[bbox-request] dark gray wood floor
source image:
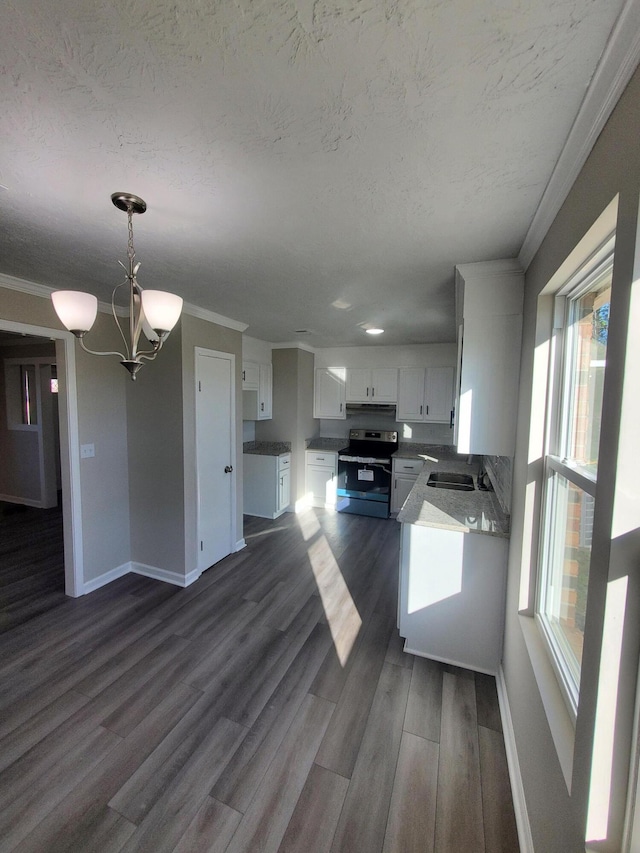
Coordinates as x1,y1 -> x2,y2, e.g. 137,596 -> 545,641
0,506 -> 519,852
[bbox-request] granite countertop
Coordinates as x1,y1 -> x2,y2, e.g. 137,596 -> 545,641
243,441 -> 291,457
397,455 -> 510,538
306,438 -> 347,452
393,443 -> 455,460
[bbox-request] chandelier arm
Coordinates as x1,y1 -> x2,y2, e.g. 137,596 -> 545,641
136,351 -> 161,363
135,343 -> 162,359
111,280 -> 132,360
77,337 -> 127,361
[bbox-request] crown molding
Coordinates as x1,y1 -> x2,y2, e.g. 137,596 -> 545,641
182,302 -> 248,332
0,273 -> 248,331
0,272 -> 122,315
271,341 -> 316,353
519,0 -> 640,270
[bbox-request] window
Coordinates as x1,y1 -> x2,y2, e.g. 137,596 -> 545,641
537,243 -> 613,715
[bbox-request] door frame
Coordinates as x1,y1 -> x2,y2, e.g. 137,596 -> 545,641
194,347 -> 237,573
0,318 -> 83,597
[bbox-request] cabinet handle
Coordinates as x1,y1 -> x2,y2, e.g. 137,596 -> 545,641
426,405 -> 429,415
366,387 -> 369,397
372,387 -> 375,397
340,403 -> 343,412
450,408 -> 454,428
420,405 -> 423,415
242,370 -> 245,381
261,402 -> 264,411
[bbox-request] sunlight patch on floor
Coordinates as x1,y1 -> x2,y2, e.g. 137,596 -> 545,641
307,534 -> 361,667
296,508 -> 321,541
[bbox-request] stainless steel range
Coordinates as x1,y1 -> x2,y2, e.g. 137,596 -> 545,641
336,429 -> 398,518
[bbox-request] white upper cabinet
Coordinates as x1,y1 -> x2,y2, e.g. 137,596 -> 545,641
424,367 -> 454,423
345,368 -> 397,403
455,260 -> 524,456
242,361 -> 260,391
314,367 -> 346,419
397,367 -> 454,423
243,362 -> 272,420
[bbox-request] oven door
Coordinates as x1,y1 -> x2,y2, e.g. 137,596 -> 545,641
336,456 -> 392,517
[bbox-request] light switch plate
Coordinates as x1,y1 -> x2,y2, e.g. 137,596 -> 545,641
80,443 -> 95,458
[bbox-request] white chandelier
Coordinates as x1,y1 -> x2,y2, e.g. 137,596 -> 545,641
51,192 -> 183,380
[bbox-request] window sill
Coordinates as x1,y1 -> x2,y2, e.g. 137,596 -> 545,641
519,613 -> 576,792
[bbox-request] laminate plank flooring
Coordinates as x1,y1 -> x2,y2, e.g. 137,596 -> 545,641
0,507 -> 519,852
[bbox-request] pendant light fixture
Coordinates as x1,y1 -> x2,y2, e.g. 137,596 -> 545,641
51,192 -> 183,380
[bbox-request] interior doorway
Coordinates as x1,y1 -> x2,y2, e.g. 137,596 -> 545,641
0,318 -> 83,597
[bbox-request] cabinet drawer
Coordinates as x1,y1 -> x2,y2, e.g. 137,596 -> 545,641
393,458 -> 424,474
279,454 -> 291,470
306,451 -> 337,468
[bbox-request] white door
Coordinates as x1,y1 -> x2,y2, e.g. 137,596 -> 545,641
195,350 -> 235,572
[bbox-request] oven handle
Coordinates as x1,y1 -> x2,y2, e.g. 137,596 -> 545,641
338,455 -> 392,464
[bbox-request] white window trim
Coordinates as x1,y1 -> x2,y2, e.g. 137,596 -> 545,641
535,241 -> 614,722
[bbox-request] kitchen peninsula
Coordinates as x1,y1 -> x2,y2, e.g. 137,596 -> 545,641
397,452 -> 510,674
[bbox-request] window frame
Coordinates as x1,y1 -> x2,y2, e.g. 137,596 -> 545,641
535,237 -> 614,720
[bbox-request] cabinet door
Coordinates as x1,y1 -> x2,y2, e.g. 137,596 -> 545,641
242,361 -> 260,390
314,368 -> 346,418
391,474 -> 417,513
397,368 -> 426,421
345,368 -> 371,402
457,313 -> 522,455
278,468 -> 290,512
258,363 -> 272,419
371,368 -> 397,402
424,367 -> 454,423
307,463 -> 336,507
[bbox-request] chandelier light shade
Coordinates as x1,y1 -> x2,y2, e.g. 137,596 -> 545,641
51,192 -> 183,380
51,290 -> 98,334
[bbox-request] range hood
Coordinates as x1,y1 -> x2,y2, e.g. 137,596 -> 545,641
345,403 -> 397,417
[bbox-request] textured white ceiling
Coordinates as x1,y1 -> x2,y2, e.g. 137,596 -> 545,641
0,0 -> 626,346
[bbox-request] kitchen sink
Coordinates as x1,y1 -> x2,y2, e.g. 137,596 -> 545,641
426,472 -> 475,491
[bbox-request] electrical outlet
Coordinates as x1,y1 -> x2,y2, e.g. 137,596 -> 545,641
80,443 -> 95,458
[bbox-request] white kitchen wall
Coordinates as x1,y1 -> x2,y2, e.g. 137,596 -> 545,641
314,342 -> 456,369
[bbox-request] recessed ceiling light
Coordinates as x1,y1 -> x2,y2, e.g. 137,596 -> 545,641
365,328 -> 384,335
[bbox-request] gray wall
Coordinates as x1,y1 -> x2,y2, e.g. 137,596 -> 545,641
126,323 -> 185,575
504,67 -> 640,850
256,347 -> 319,507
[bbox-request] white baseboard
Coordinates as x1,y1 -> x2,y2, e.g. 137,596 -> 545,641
82,560 -> 201,595
402,644 -> 498,677
130,561 -> 200,588
0,493 -> 45,508
235,538 -> 246,551
82,562 -> 131,594
496,665 -> 535,853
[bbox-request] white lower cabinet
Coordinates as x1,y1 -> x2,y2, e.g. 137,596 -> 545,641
391,457 -> 423,513
305,451 -> 337,508
243,453 -> 291,519
398,522 -> 508,673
